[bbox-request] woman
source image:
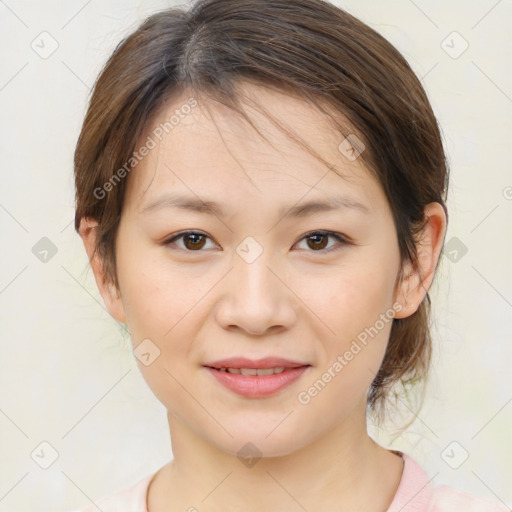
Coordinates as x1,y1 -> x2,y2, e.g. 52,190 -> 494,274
71,0 -> 507,510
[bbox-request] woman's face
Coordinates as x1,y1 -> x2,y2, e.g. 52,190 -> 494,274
110,83 -> 408,457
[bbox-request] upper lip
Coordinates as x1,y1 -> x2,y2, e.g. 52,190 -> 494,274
203,357 -> 309,369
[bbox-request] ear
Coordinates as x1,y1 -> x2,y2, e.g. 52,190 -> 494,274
78,217 -> 127,324
393,202 -> 447,319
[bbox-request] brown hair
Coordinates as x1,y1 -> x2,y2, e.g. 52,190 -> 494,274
74,0 -> 449,416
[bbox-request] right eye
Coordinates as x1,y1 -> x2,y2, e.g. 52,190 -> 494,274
163,230 -> 218,252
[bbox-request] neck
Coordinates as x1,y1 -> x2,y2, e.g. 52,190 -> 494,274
148,402 -> 404,512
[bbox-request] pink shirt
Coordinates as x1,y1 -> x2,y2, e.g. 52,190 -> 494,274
70,453 -> 508,511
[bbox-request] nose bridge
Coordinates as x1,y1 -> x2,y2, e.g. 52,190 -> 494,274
233,234 -> 279,302
215,234 -> 296,335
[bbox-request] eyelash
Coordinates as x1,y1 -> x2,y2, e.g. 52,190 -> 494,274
162,230 -> 351,255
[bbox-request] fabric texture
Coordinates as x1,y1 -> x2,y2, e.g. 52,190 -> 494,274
69,453 -> 509,512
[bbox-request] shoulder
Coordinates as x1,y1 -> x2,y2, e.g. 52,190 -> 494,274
429,485 -> 510,512
67,473 -> 154,512
387,453 -> 509,512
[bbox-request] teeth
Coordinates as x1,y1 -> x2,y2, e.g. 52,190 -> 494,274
220,367 -> 286,375
256,368 -> 274,376
240,368 -> 258,376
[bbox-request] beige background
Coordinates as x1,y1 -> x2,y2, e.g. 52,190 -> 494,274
0,0 -> 511,510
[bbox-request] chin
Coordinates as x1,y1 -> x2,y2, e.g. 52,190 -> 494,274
206,415 -> 316,460
216,436 -> 306,461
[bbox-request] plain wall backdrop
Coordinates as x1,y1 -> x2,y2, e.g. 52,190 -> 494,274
0,0 -> 511,510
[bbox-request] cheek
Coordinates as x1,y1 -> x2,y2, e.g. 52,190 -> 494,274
116,241 -> 206,339
297,258 -> 398,391
295,269 -> 395,417
116,246 -> 221,389
305,260 -> 397,339
116,257 -> 206,411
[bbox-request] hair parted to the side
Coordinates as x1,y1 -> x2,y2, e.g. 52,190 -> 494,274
73,0 -> 449,419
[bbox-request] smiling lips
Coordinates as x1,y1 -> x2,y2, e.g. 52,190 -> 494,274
203,357 -> 310,398
218,367 -> 285,375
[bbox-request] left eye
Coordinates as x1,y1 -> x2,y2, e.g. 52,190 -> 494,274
163,230 -> 349,253
294,231 -> 349,253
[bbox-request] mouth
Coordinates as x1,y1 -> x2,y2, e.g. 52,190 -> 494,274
203,357 -> 311,398
213,367 -> 288,375
203,356 -> 308,371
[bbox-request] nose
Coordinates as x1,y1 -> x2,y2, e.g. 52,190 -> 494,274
215,247 -> 298,336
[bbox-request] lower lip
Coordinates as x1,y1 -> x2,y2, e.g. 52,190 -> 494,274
205,366 -> 310,398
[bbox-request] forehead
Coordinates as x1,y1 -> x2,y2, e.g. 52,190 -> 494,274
123,82 -> 386,216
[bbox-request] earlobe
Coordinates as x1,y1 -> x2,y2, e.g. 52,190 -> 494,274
393,202 -> 447,319
78,217 -> 127,324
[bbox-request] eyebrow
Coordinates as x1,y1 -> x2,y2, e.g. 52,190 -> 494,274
140,193 -> 372,218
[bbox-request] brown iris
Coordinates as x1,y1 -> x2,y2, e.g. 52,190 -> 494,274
183,233 -> 207,250
306,233 -> 328,251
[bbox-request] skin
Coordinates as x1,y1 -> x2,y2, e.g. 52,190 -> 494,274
80,82 -> 446,512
